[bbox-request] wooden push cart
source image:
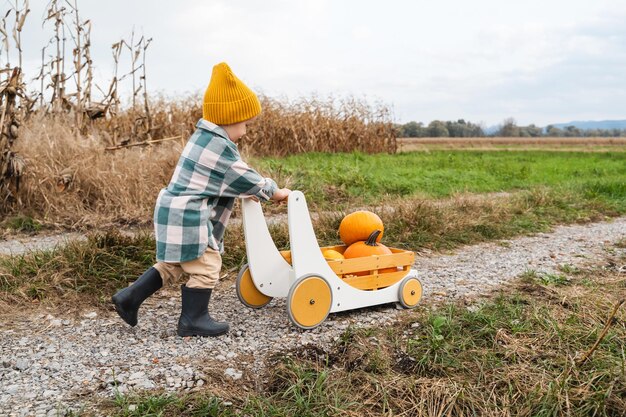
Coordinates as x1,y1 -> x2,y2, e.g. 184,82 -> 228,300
236,191 -> 423,329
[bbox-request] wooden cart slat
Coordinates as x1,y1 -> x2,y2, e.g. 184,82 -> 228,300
280,245 -> 415,291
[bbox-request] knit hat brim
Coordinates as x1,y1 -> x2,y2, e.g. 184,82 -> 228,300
202,93 -> 261,125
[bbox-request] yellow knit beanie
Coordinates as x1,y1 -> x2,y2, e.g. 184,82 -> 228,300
202,62 -> 261,125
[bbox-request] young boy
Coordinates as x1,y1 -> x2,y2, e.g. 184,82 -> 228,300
112,62 -> 291,337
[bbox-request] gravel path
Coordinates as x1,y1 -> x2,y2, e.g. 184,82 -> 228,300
0,233 -> 86,256
0,217 -> 624,416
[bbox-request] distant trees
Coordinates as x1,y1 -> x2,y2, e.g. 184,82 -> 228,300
495,118 -> 626,137
397,118 -> 626,137
545,125 -> 562,137
496,118 -> 542,137
523,124 -> 543,137
445,119 -> 484,137
401,121 -> 424,138
497,118 -> 520,137
428,121 -> 449,137
397,119 -> 484,137
544,125 -> 624,137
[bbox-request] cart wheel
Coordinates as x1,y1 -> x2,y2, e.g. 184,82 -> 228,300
287,275 -> 332,329
398,276 -> 423,309
236,264 -> 272,309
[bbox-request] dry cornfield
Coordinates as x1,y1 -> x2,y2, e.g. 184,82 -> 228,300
2,93 -> 395,225
242,96 -> 396,156
96,94 -> 397,156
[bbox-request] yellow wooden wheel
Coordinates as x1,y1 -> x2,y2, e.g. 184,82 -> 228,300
287,275 -> 332,329
236,264 -> 272,309
398,276 -> 423,308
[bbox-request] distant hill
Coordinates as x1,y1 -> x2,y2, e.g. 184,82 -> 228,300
549,120 -> 626,130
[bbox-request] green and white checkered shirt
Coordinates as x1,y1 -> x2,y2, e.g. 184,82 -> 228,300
154,119 -> 277,262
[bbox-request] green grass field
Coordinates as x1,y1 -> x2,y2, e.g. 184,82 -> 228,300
256,151 -> 626,208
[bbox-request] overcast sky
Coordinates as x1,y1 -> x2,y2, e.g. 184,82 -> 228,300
7,0 -> 626,126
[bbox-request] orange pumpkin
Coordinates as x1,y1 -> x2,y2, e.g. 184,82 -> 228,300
344,230 -> 391,258
339,211 -> 384,246
344,230 -> 396,275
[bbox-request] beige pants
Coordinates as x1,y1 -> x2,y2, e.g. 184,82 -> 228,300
153,246 -> 222,289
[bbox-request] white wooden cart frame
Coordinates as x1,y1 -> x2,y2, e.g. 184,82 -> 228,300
236,191 -> 423,329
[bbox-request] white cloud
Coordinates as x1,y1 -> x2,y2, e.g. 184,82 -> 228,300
7,0 -> 626,125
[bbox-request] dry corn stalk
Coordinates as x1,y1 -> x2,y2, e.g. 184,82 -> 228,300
44,0 -> 67,113
9,1 -> 30,70
69,0 -> 83,131
1,67 -> 26,205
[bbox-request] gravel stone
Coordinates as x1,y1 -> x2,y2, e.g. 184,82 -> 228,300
1,217 -> 624,414
47,362 -> 61,371
129,371 -> 146,380
15,359 -> 30,371
224,368 -> 243,380
5,385 -> 19,395
43,390 -> 58,398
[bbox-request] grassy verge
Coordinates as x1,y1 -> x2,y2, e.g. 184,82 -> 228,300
105,247 -> 626,416
0,232 -> 155,305
110,393 -> 227,417
2,183 -> 624,305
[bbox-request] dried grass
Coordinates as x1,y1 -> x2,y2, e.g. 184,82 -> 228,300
3,94 -> 394,224
10,113 -> 180,226
398,137 -> 626,153
400,137 -> 626,145
257,253 -> 626,416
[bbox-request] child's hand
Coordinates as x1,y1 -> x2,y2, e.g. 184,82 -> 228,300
271,188 -> 292,203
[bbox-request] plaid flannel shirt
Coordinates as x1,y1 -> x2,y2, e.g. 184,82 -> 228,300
154,119 -> 277,262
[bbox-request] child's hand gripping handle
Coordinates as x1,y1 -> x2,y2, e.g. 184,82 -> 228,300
271,188 -> 292,204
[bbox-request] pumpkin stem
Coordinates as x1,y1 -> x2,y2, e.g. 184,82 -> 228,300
365,230 -> 381,246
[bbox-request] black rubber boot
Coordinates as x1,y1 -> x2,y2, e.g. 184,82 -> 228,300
111,267 -> 163,327
177,285 -> 229,337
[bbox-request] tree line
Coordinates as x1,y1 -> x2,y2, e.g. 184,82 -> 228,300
396,117 -> 626,138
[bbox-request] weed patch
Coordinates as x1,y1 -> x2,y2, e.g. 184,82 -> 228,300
2,215 -> 42,234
